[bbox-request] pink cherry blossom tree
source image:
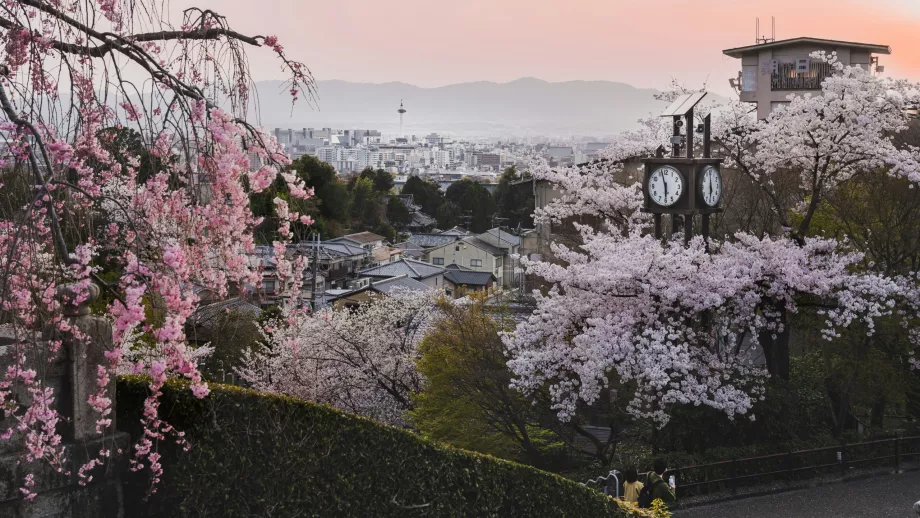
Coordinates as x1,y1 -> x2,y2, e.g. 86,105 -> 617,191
0,0 -> 312,498
510,55 -> 920,426
238,288 -> 439,426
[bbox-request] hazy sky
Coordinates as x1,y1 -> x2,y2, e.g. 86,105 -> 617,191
186,0 -> 920,95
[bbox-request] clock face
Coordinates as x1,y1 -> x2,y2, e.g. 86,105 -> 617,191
648,166 -> 683,207
701,166 -> 722,207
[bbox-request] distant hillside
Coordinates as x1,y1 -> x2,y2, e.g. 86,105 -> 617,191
248,78 -> 698,138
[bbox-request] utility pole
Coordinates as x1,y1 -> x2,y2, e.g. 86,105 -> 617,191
462,210 -> 473,231
310,232 -> 319,312
492,215 -> 509,290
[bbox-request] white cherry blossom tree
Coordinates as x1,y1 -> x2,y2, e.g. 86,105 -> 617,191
238,289 -> 439,426
509,54 -> 920,426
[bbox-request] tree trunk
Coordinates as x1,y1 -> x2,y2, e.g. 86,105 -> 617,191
759,303 -> 791,381
870,398 -> 886,429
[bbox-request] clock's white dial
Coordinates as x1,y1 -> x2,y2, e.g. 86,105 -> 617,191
649,166 -> 683,207
701,166 -> 722,207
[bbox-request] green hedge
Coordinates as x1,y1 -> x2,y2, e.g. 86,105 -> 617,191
117,377 -> 657,517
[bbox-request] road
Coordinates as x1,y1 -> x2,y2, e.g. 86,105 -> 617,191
676,470 -> 920,518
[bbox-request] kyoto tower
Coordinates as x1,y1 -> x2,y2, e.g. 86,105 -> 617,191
397,100 -> 407,138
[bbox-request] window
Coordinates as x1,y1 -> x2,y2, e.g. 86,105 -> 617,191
455,245 -> 461,251
433,257 -> 444,265
742,65 -> 757,92
261,280 -> 275,292
470,259 -> 482,268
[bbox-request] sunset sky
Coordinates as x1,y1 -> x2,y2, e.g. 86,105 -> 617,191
190,0 -> 920,95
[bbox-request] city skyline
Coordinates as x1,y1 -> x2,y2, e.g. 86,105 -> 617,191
187,0 -> 920,95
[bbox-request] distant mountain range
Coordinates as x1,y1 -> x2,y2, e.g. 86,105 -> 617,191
247,78 -> 713,138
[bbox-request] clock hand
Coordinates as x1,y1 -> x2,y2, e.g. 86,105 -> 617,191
663,177 -> 668,201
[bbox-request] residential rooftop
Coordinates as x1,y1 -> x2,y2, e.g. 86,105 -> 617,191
358,258 -> 445,280
722,37 -> 890,58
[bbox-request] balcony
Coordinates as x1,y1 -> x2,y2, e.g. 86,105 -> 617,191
771,61 -> 833,91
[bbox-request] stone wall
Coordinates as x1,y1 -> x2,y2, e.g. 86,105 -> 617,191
0,284 -> 127,518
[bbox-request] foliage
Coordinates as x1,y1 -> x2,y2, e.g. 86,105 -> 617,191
116,376 -> 658,518
190,309 -> 263,384
652,355 -> 834,455
0,1 -> 312,498
493,166 -> 535,229
386,195 -> 413,230
238,289 -> 438,426
412,296 -> 565,467
349,176 -> 380,229
437,200 -> 463,230
401,175 -> 445,216
445,178 -> 498,232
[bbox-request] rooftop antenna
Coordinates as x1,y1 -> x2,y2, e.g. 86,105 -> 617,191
756,17 -> 759,44
756,17 -> 776,45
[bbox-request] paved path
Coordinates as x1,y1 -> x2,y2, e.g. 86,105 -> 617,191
676,470 -> 920,518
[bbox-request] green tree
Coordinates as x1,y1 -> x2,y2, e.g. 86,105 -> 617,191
493,166 -> 535,229
374,169 -> 395,193
401,175 -> 444,215
445,179 -> 497,232
350,176 -> 381,229
436,201 -> 461,230
413,296 -> 629,470
386,196 -> 412,230
412,297 -> 562,467
292,155 -> 351,223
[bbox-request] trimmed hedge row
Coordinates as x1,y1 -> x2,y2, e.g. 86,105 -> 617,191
117,377 -> 656,517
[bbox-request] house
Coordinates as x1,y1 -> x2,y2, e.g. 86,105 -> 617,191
328,274 -> 431,310
442,264 -> 496,299
407,211 -> 437,233
247,245 -> 281,305
393,240 -> 426,260
477,227 -> 523,287
423,236 -> 507,287
329,231 -> 386,250
396,194 -> 438,233
723,37 -> 891,119
370,245 -> 403,267
289,241 -> 370,290
357,258 -> 447,291
406,233 -> 464,250
441,226 -> 472,236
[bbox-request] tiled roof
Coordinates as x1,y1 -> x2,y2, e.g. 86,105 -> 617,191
483,228 -> 521,247
444,269 -> 495,287
396,194 -> 421,212
327,274 -> 430,303
341,231 -> 385,243
441,226 -> 472,236
409,212 -> 437,227
370,275 -> 431,296
407,233 -> 463,248
462,236 -> 505,256
394,241 -> 424,251
358,258 -> 445,280
393,241 -> 426,259
290,241 -> 368,260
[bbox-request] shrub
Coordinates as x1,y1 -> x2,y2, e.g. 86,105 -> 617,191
117,376 -> 660,518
